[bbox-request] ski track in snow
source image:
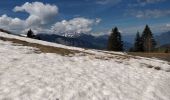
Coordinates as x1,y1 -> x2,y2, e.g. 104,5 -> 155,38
0,32 -> 170,100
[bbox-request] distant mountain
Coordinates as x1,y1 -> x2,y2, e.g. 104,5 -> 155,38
160,44 -> 170,49
122,35 -> 135,44
156,31 -> 170,45
36,33 -> 133,51
122,31 -> 170,48
37,33 -> 106,49
36,34 -> 94,49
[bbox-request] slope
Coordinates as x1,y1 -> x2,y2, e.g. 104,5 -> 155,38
0,32 -> 170,100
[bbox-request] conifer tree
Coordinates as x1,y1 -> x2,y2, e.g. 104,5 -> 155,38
27,29 -> 35,38
107,27 -> 123,51
141,25 -> 156,52
134,31 -> 143,52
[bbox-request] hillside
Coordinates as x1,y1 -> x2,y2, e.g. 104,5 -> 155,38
36,33 -> 132,51
0,32 -> 170,100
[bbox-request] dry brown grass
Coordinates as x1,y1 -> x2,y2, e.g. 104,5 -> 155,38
0,36 -> 81,55
2,33 -> 169,62
128,52 -> 170,62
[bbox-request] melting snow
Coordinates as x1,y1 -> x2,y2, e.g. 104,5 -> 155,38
0,32 -> 170,100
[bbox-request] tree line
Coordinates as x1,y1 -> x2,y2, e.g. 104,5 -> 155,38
107,25 -> 157,52
26,25 -> 158,53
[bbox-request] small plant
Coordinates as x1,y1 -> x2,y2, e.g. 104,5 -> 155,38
154,66 -> 161,70
27,29 -> 35,38
147,65 -> 154,68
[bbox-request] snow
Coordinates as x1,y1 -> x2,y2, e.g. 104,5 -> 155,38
0,32 -> 170,100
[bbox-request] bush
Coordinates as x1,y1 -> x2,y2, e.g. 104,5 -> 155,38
154,67 -> 161,70
27,29 -> 35,38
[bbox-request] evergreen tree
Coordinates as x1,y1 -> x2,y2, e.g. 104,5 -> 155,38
141,25 -> 156,52
27,29 -> 35,38
107,27 -> 123,51
134,31 -> 143,52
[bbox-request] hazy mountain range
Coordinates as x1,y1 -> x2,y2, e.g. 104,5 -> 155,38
155,31 -> 170,45
1,28 -> 169,51
36,33 -> 133,51
35,31 -> 170,51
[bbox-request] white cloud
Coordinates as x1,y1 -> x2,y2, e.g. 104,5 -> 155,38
14,2 -> 58,25
0,2 -> 100,35
0,2 -> 59,34
25,15 -> 41,27
0,14 -> 25,31
0,14 -> 48,34
120,23 -> 170,35
128,0 -> 166,7
95,18 -> 101,24
95,0 -> 121,5
129,9 -> 170,18
138,0 -> 165,4
166,24 -> 170,27
151,23 -> 170,33
51,17 -> 100,34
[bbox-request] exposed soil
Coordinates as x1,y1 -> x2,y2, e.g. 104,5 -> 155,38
128,52 -> 170,62
0,36 -> 81,56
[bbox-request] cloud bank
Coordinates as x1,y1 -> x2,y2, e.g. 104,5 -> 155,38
0,15 -> 25,31
95,0 -> 121,5
128,0 -> 166,7
129,9 -> 170,18
51,18 -> 100,34
0,2 -> 100,34
138,0 -> 166,4
13,2 -> 58,25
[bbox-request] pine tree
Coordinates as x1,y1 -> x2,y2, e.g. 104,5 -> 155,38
107,27 -> 123,51
27,29 -> 35,38
141,25 -> 156,52
134,31 -> 143,52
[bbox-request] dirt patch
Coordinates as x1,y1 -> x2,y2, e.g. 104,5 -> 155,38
0,36 -> 81,56
154,66 -> 161,70
128,52 -> 170,62
147,65 -> 154,68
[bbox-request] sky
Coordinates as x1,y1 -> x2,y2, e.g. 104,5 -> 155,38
0,0 -> 170,36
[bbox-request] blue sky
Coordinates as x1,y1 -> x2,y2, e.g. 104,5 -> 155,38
0,0 -> 170,35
